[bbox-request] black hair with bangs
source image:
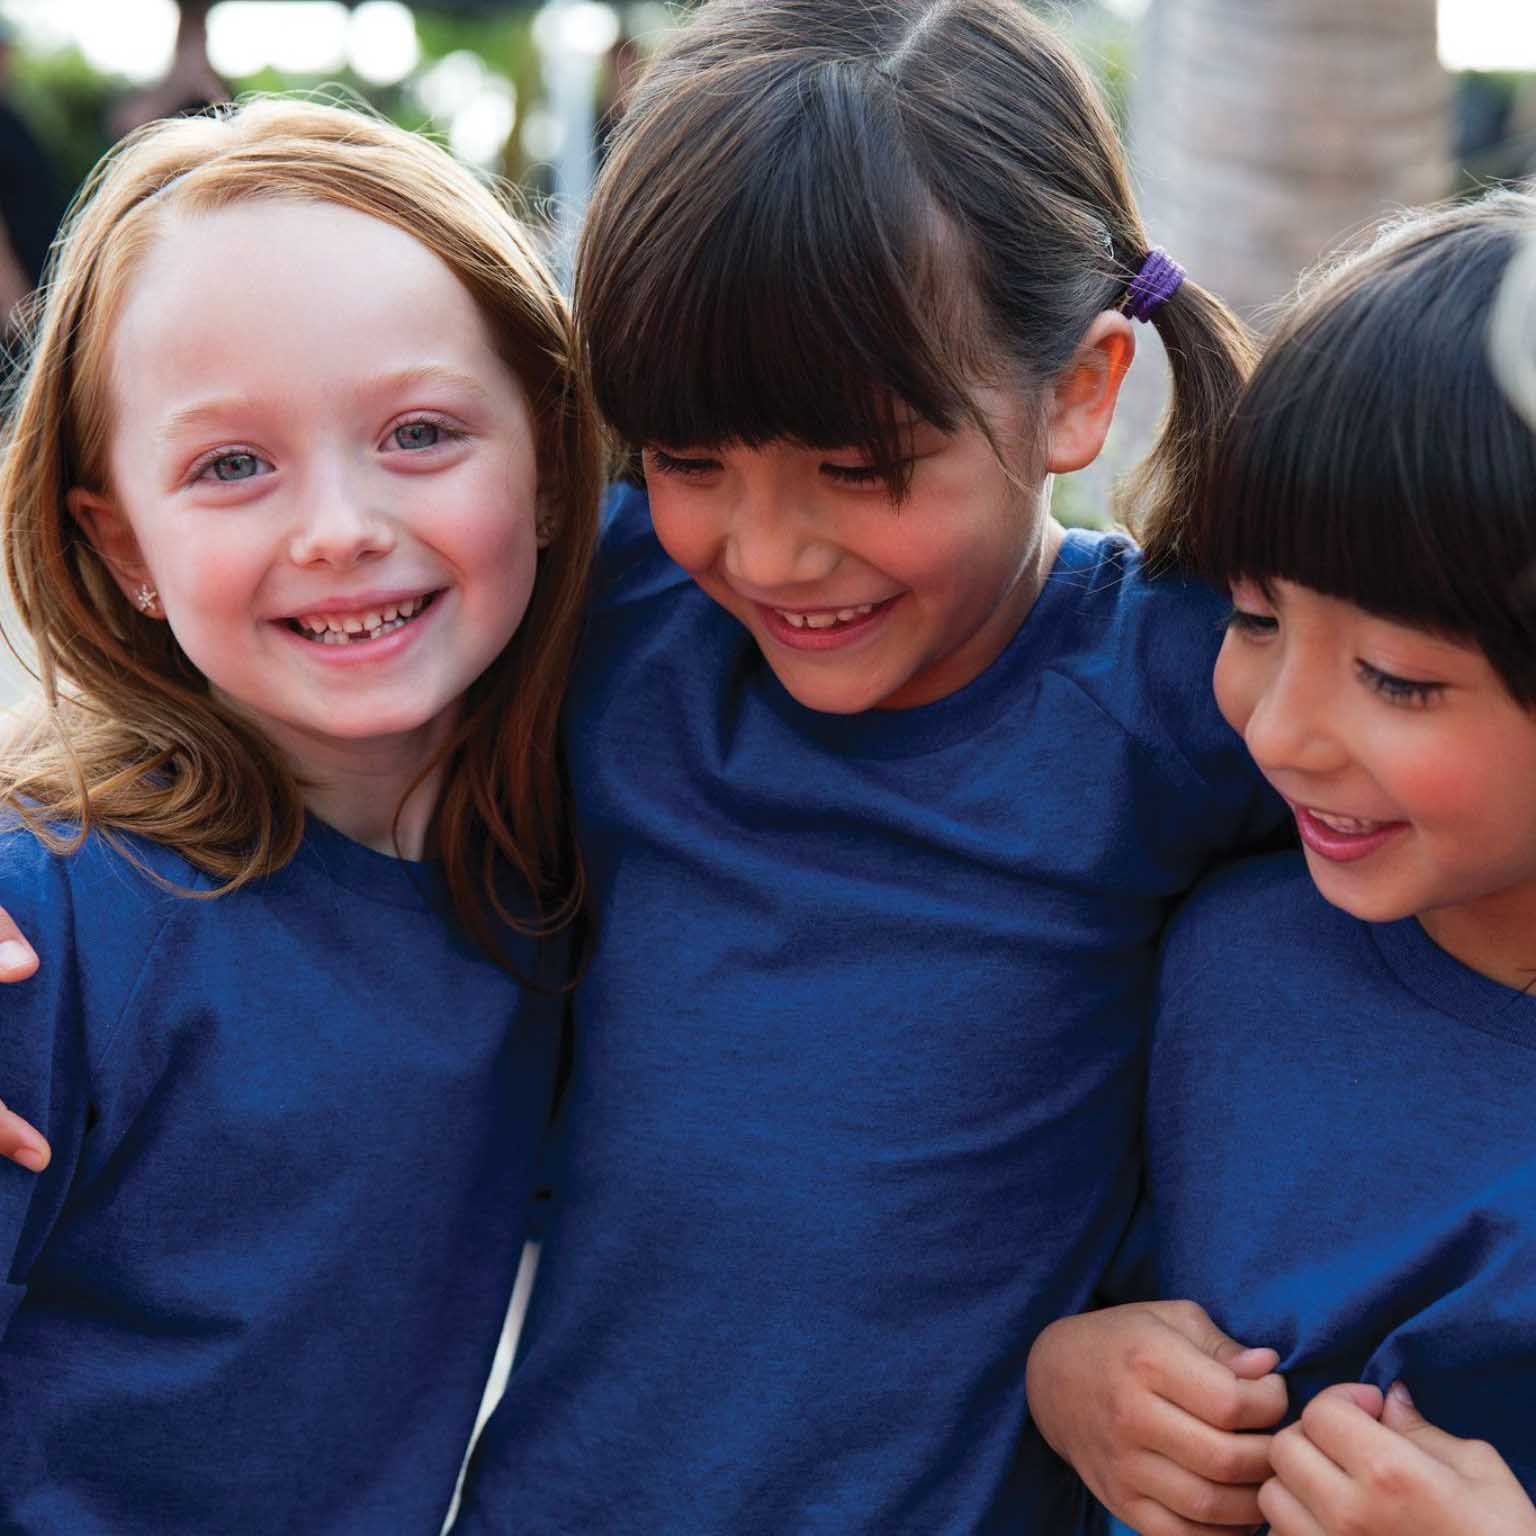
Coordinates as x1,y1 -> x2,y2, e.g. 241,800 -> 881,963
1191,191 -> 1536,704
575,0 -> 1256,536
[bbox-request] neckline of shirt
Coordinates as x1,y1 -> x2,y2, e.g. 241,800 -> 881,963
753,527 -> 1123,760
290,811 -> 447,913
1368,912 -> 1536,1049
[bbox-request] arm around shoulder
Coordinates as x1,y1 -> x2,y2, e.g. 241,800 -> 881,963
0,829 -> 94,1177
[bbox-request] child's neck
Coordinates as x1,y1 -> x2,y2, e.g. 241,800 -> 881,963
217,691 -> 456,861
1418,894 -> 1536,996
301,757 -> 447,861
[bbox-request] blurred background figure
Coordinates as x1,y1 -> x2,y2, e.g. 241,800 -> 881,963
109,0 -> 230,137
0,15 -> 64,339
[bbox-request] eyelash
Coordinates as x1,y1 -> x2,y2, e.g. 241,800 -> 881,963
1225,606 -> 1276,636
645,448 -> 715,480
1355,661 -> 1444,707
1226,608 -> 1445,706
822,463 -> 887,486
645,448 -> 895,486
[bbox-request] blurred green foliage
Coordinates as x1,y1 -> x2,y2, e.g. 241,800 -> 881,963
6,7 -> 540,209
10,45 -> 116,200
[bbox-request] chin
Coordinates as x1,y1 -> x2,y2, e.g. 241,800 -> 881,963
1306,865 -> 1416,926
768,670 -> 882,715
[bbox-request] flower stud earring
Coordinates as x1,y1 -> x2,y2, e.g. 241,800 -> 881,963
135,583 -> 159,614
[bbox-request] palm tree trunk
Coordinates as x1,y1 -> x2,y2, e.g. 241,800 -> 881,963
1072,0 -> 1453,526
1131,0 -> 1451,322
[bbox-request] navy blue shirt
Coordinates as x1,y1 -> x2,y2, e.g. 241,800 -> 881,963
455,487 -> 1280,1534
1139,853 -> 1536,1492
0,816 -> 560,1533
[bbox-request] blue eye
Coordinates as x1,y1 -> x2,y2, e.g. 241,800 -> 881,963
199,451 -> 269,483
394,422 -> 441,450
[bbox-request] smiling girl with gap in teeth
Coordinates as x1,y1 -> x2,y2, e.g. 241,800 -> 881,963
0,99 -> 598,1531
1027,193 -> 1536,1536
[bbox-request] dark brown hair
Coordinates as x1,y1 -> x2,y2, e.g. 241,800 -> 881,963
1188,190 -> 1536,703
0,99 -> 602,972
576,0 -> 1254,558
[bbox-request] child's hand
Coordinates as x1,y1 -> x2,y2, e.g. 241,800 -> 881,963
0,1100 -> 48,1171
0,905 -> 50,1171
1261,1380 -> 1536,1536
1025,1300 -> 1285,1535
0,906 -> 38,983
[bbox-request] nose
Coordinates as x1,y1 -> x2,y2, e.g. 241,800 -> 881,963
1239,654 -> 1350,779
287,464 -> 396,570
722,486 -> 838,592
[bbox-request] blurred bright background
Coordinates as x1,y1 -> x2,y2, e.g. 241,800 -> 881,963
1,1 -> 1532,267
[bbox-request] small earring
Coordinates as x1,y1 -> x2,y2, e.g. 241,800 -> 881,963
135,583 -> 159,613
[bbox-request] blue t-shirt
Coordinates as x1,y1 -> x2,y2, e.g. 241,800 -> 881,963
0,815 -> 560,1533
1132,852 -> 1536,1497
454,485 -> 1280,1534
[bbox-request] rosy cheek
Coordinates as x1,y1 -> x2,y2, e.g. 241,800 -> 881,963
647,498 -> 711,576
171,552 -> 247,607
1385,751 -> 1491,826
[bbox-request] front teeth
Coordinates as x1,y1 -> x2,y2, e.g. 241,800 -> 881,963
776,603 -> 876,630
1311,808 -> 1382,834
294,593 -> 429,644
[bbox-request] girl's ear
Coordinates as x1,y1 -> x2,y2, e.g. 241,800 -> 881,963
66,488 -> 162,616
1044,311 -> 1135,474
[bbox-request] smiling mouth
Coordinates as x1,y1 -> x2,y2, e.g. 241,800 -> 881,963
286,592 -> 439,645
1305,806 -> 1393,835
771,599 -> 891,631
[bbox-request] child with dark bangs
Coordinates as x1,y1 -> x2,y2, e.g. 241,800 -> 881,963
1027,192 -> 1536,1536
444,3 -> 1291,1532
0,3 -> 1294,1531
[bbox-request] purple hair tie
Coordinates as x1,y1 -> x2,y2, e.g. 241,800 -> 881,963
1123,248 -> 1186,322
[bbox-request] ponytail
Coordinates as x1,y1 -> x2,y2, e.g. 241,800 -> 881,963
1122,277 -> 1259,574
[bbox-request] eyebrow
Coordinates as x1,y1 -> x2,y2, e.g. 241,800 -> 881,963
154,366 -> 497,443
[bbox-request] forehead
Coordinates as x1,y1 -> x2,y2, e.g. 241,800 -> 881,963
108,199 -> 506,410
